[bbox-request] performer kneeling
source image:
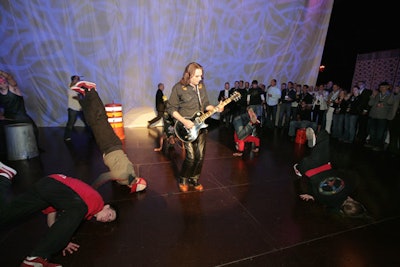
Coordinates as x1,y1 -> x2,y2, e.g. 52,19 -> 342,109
232,107 -> 260,157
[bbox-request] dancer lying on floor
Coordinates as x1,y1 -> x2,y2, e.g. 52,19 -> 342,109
71,81 -> 146,193
293,128 -> 366,217
0,164 -> 117,267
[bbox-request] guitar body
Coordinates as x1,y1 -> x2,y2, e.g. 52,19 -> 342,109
174,112 -> 208,143
173,91 -> 241,143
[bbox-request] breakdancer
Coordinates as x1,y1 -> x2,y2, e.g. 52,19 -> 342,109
71,81 -> 146,193
293,128 -> 366,217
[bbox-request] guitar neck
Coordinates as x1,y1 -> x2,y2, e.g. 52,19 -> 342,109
197,97 -> 234,123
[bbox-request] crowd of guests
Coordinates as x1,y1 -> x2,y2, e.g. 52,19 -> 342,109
218,79 -> 400,157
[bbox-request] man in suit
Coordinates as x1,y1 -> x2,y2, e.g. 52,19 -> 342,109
148,83 -> 166,128
218,82 -> 232,127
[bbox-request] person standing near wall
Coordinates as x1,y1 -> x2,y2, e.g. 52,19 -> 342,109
64,75 -> 90,141
148,83 -> 166,128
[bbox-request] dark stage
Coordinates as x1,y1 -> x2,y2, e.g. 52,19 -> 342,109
1,122 -> 399,267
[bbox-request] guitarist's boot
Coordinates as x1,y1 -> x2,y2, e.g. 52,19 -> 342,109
189,177 -> 204,192
178,177 -> 189,192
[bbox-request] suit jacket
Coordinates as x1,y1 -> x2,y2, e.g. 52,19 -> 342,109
155,89 -> 165,112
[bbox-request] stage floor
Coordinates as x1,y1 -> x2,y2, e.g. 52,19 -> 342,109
1,122 -> 399,267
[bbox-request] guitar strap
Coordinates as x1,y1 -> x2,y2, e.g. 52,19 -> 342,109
195,85 -> 203,111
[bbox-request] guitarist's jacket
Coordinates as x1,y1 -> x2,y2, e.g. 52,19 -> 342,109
167,82 -> 210,118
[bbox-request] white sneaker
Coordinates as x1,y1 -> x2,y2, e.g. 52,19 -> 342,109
0,161 -> 17,180
306,128 -> 316,148
293,163 -> 302,177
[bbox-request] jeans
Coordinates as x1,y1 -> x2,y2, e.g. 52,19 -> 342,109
343,114 -> 358,143
265,104 -> 277,128
64,108 -> 90,139
278,103 -> 292,127
368,118 -> 388,147
332,113 -> 345,139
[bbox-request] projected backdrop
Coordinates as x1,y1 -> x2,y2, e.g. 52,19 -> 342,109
0,0 -> 333,126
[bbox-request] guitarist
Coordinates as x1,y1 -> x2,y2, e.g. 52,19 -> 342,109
167,62 -> 224,192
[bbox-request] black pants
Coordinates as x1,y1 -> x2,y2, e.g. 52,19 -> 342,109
79,90 -> 122,154
387,113 -> 400,155
180,129 -> 207,183
148,110 -> 164,125
0,176 -> 87,259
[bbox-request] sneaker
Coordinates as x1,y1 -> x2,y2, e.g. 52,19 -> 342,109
75,80 -> 96,89
129,177 -> 147,193
305,127 -> 316,148
247,108 -> 258,125
70,86 -> 86,95
20,256 -> 62,267
0,161 -> 17,180
233,152 -> 243,157
293,163 -> 302,177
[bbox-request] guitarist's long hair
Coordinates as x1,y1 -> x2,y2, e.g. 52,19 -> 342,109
180,62 -> 203,86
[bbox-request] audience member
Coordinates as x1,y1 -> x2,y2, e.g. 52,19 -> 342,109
331,89 -> 347,140
325,83 -> 341,133
312,84 -> 328,132
387,83 -> 400,156
265,78 -> 281,128
343,85 -> 361,143
291,84 -> 302,123
218,82 -> 233,127
355,81 -> 372,145
365,82 -> 394,151
247,80 -> 265,122
278,81 -> 296,128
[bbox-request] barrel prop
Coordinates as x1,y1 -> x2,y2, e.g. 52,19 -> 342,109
105,103 -> 125,140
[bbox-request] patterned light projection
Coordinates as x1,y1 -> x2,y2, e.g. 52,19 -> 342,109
0,0 -> 333,126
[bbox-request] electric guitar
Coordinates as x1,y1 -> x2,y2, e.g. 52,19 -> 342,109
174,91 -> 241,143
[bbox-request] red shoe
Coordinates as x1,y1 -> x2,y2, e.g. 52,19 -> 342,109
75,80 -> 96,89
130,177 -> 147,193
71,86 -> 86,95
20,256 -> 62,267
